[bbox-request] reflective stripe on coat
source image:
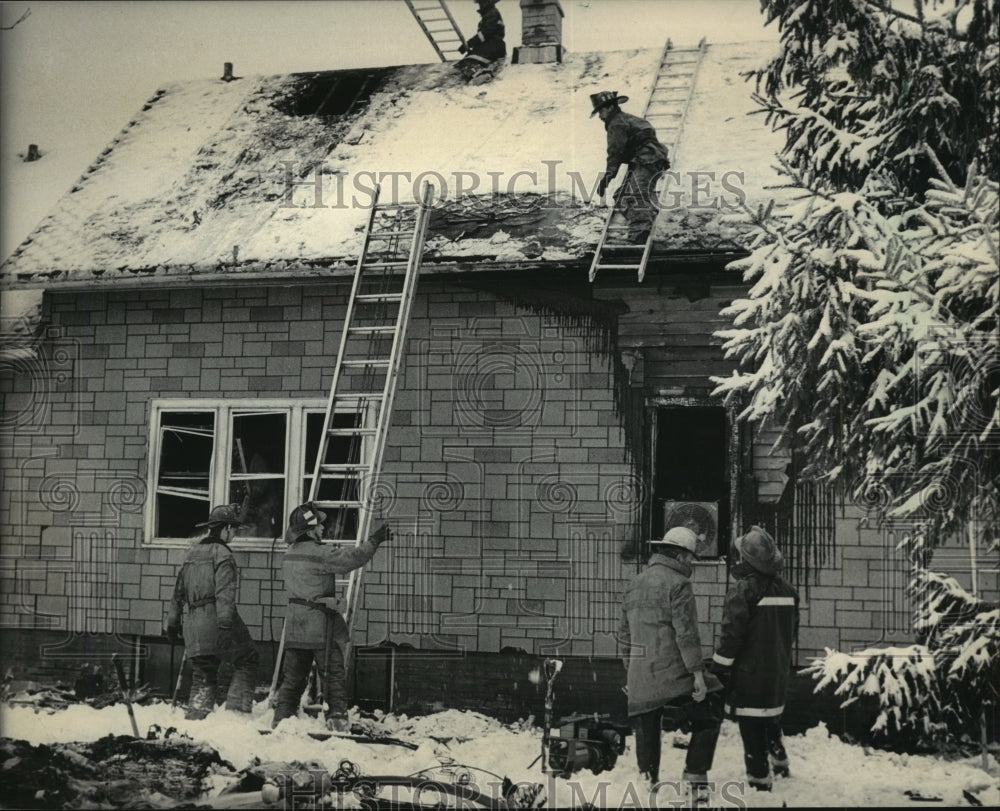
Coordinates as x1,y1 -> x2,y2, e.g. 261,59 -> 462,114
713,566 -> 799,717
282,537 -> 378,650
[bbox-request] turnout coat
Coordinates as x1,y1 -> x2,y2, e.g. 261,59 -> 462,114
467,5 -> 506,61
603,108 -> 670,179
618,553 -> 710,715
283,536 -> 378,650
167,538 -> 254,659
713,563 -> 799,717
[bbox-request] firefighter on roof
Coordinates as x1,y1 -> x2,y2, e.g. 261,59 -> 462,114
166,504 -> 260,720
457,0 -> 506,84
591,90 -> 671,245
271,502 -> 392,732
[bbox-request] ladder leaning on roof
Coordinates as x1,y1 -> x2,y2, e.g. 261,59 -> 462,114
403,0 -> 467,62
588,38 -> 708,284
267,182 -> 434,705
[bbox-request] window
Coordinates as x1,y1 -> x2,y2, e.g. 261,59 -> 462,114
146,400 -> 365,547
649,403 -> 737,560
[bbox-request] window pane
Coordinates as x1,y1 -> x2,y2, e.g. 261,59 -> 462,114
231,412 -> 287,539
230,479 -> 285,540
156,411 -> 215,538
232,413 -> 287,475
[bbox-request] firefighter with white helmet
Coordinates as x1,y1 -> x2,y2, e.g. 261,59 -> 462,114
618,525 -> 723,796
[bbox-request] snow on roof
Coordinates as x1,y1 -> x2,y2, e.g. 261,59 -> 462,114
0,41 -> 785,290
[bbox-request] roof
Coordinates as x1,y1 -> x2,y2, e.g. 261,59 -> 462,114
0,41 -> 785,290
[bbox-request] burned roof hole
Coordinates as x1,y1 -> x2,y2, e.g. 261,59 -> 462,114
276,68 -> 392,118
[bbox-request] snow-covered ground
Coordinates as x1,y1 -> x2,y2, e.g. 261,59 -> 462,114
1,700 -> 996,808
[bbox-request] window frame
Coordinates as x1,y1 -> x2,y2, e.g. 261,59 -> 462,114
145,398 -> 333,549
646,396 -> 741,564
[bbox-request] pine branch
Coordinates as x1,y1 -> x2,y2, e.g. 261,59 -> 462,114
858,0 -> 974,41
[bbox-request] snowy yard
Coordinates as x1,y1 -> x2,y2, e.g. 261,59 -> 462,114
1,698 -> 997,808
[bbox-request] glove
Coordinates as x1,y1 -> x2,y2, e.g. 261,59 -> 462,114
216,625 -> 233,654
597,175 -> 609,197
165,624 -> 182,645
370,521 -> 392,547
458,42 -> 468,54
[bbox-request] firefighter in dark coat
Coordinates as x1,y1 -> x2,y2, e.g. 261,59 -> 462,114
711,526 -> 800,791
166,504 -> 260,720
619,527 -> 724,793
271,503 -> 392,731
591,90 -> 671,245
457,0 -> 506,83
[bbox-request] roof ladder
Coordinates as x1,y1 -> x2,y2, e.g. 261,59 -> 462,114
268,182 -> 434,705
403,0 -> 467,62
588,38 -> 708,284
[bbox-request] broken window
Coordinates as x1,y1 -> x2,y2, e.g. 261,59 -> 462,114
154,411 -> 216,539
230,412 -> 287,541
651,405 -> 733,559
147,401 -> 368,546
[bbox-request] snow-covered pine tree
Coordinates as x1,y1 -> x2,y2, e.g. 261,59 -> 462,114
713,0 -> 999,746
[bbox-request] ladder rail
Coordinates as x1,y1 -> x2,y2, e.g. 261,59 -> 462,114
589,38 -> 708,284
307,184 -> 383,500
341,181 -> 433,634
403,0 -> 466,62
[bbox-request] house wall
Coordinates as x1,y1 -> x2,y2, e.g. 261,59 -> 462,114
3,277 -> 980,693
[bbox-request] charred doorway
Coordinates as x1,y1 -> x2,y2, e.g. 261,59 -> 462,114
650,404 -> 733,560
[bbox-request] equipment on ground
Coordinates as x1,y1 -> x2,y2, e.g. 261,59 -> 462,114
111,654 -> 140,738
537,657 -> 631,780
545,714 -> 631,779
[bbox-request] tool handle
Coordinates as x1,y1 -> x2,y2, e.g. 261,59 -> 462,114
112,654 -> 140,738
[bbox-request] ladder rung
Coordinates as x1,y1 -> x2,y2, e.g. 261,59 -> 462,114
341,359 -> 391,368
355,293 -> 403,302
363,261 -> 410,268
314,500 -> 364,509
327,427 -> 377,436
348,325 -> 396,334
595,264 -> 643,270
319,463 -> 368,473
369,229 -> 415,238
335,392 -> 385,400
605,243 -> 648,250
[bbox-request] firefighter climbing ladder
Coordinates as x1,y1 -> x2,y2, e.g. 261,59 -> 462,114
403,0 -> 467,62
268,182 -> 434,703
588,38 -> 708,284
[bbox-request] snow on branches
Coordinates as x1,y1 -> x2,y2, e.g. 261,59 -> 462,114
805,568 -> 999,747
713,0 -> 1000,555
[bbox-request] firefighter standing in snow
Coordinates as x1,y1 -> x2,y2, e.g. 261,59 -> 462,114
166,504 -> 260,720
271,502 -> 392,731
591,90 -> 670,245
618,527 -> 723,789
457,0 -> 506,84
710,526 -> 799,791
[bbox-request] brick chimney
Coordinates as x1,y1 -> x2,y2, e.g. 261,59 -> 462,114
513,0 -> 564,64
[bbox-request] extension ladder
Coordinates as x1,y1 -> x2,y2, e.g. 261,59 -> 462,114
588,38 -> 708,283
268,182 -> 433,703
403,0 -> 467,62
